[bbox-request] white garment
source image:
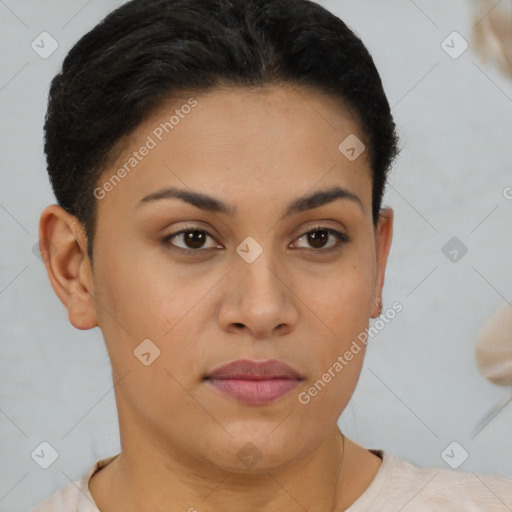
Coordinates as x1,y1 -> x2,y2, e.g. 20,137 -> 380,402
31,449 -> 512,511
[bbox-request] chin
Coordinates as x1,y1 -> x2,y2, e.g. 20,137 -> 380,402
197,427 -> 312,472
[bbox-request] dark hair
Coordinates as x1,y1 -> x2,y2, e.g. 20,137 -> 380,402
43,0 -> 399,264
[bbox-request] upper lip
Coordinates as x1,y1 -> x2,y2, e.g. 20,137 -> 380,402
205,359 -> 303,380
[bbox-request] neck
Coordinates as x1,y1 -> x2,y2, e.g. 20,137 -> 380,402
90,427 -> 349,512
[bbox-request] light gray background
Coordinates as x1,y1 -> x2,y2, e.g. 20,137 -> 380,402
1,0 -> 512,510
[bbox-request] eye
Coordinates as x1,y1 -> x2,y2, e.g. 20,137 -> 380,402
162,225 -> 350,255
162,226 -> 220,254
292,227 -> 350,253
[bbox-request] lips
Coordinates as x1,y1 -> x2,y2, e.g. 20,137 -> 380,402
205,359 -> 303,380
204,359 -> 304,405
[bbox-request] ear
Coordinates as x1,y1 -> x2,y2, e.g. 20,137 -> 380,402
38,204 -> 98,330
370,207 -> 394,319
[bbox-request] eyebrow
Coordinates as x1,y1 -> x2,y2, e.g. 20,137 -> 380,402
136,185 -> 363,218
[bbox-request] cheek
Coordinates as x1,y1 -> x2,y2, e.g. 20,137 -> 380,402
92,244 -> 214,374
301,260 -> 373,383
298,280 -> 370,417
309,261 -> 373,328
92,251 -> 204,423
93,241 -> 180,330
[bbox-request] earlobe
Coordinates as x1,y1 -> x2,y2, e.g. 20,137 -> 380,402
370,207 -> 394,319
38,204 -> 98,330
371,297 -> 383,319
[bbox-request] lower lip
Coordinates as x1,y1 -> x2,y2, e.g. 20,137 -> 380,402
206,378 -> 301,405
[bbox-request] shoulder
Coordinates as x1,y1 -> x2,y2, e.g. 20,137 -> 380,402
30,455 -> 118,512
31,480 -> 87,511
367,449 -> 512,511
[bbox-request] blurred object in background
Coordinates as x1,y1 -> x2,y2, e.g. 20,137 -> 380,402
473,304 -> 512,436
476,303 -> 512,386
471,0 -> 512,437
472,0 -> 512,77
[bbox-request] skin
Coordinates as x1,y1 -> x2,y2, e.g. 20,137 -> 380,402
39,83 -> 393,512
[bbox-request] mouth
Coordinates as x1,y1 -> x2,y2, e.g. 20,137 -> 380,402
204,359 -> 304,405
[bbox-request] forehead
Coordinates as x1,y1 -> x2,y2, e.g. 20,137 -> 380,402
95,84 -> 372,219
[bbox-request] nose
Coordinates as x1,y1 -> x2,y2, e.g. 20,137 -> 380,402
217,250 -> 299,339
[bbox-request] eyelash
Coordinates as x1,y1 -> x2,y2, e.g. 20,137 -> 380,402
161,224 -> 350,256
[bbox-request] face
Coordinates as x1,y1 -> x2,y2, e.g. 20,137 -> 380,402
42,84 -> 393,472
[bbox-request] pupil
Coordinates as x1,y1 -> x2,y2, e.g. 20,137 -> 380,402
308,229 -> 328,249
186,230 -> 205,249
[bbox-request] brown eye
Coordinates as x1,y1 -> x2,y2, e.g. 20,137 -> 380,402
293,227 -> 349,252
305,229 -> 329,249
162,225 -> 349,256
181,230 -> 208,249
163,227 -> 219,253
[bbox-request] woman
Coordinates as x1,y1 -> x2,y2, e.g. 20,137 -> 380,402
33,0 -> 512,510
